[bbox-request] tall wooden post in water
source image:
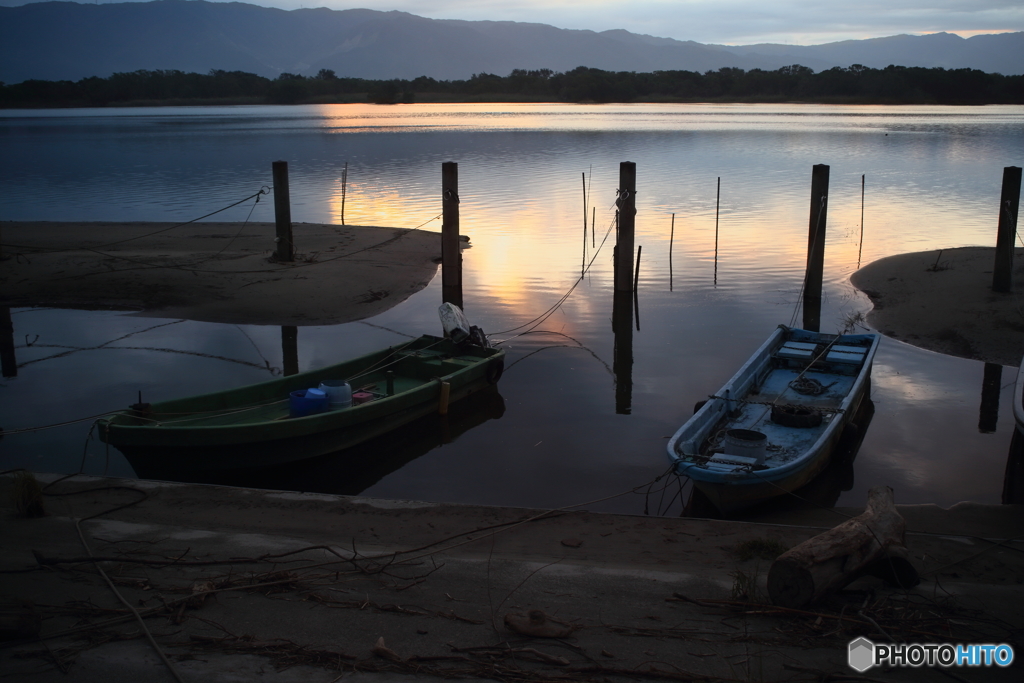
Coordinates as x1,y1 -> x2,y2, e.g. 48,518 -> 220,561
615,162 -> 637,292
272,161 -> 294,262
992,166 -> 1022,293
803,164 -> 830,331
441,162 -> 463,310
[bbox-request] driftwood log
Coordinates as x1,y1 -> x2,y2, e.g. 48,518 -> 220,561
767,486 -> 919,608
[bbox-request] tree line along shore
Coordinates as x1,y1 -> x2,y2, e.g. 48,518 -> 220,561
2,64 -> 1023,108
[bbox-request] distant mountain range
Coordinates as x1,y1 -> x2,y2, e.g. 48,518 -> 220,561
2,1 -> 1022,84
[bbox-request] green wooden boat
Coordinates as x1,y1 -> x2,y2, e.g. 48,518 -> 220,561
96,335 -> 505,473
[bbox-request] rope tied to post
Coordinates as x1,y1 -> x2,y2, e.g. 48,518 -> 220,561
615,187 -> 637,215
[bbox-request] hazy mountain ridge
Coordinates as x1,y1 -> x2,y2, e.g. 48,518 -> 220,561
1,1 -> 1021,84
720,32 -> 1024,75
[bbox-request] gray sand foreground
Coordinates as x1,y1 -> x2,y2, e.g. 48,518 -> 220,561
2,474 -> 1022,682
851,246 -> 1024,367
0,222 -> 442,326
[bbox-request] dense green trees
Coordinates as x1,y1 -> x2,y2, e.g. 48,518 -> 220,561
1,64 -> 1021,107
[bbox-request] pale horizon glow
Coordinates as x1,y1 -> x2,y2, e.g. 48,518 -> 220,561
1,0 -> 1022,46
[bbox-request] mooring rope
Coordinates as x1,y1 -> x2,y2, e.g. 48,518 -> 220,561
2,187 -> 271,255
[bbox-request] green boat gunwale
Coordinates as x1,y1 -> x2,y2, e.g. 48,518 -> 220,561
96,334 -> 505,449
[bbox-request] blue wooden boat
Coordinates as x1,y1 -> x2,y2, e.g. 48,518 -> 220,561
667,326 -> 880,514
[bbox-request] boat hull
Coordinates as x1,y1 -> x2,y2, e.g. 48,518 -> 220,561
98,335 -> 504,472
691,384 -> 868,514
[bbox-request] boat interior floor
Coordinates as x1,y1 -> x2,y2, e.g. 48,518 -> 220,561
704,367 -> 858,469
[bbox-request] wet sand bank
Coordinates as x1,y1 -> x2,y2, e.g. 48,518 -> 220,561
852,246 -> 1024,367
1,222 -> 442,326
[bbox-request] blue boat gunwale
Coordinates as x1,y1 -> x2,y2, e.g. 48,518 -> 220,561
667,326 -> 880,486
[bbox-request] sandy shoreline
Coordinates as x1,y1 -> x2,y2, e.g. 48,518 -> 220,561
0,221 -> 442,326
3,473 -> 1023,681
851,246 -> 1024,367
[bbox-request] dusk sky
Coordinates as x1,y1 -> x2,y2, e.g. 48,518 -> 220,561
4,0 -> 1023,45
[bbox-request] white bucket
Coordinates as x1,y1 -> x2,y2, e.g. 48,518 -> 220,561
318,380 -> 352,410
723,429 -> 767,465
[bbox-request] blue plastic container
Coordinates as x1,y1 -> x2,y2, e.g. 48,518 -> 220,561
289,388 -> 329,418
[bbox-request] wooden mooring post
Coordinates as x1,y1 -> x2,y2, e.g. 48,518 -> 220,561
803,164 -> 830,331
669,213 -> 675,292
272,161 -> 294,262
615,162 -> 637,292
714,177 -> 720,286
441,161 -> 463,310
992,166 -> 1022,293
582,172 -> 588,276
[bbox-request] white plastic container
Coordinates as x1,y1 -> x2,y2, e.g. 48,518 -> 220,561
318,380 -> 352,410
723,429 -> 767,465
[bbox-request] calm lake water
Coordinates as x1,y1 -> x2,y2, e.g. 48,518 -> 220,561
2,103 -> 1023,516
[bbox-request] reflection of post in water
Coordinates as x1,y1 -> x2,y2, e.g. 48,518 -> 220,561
1,307 -> 16,378
1003,428 -> 1024,504
633,245 -> 641,331
281,326 -> 298,376
613,289 -> 634,415
979,362 -> 1002,433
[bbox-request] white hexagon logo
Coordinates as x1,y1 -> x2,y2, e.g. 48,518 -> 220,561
848,637 -> 875,672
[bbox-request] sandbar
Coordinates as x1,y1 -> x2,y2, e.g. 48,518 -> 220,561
851,246 -> 1024,367
0,221 -> 442,326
